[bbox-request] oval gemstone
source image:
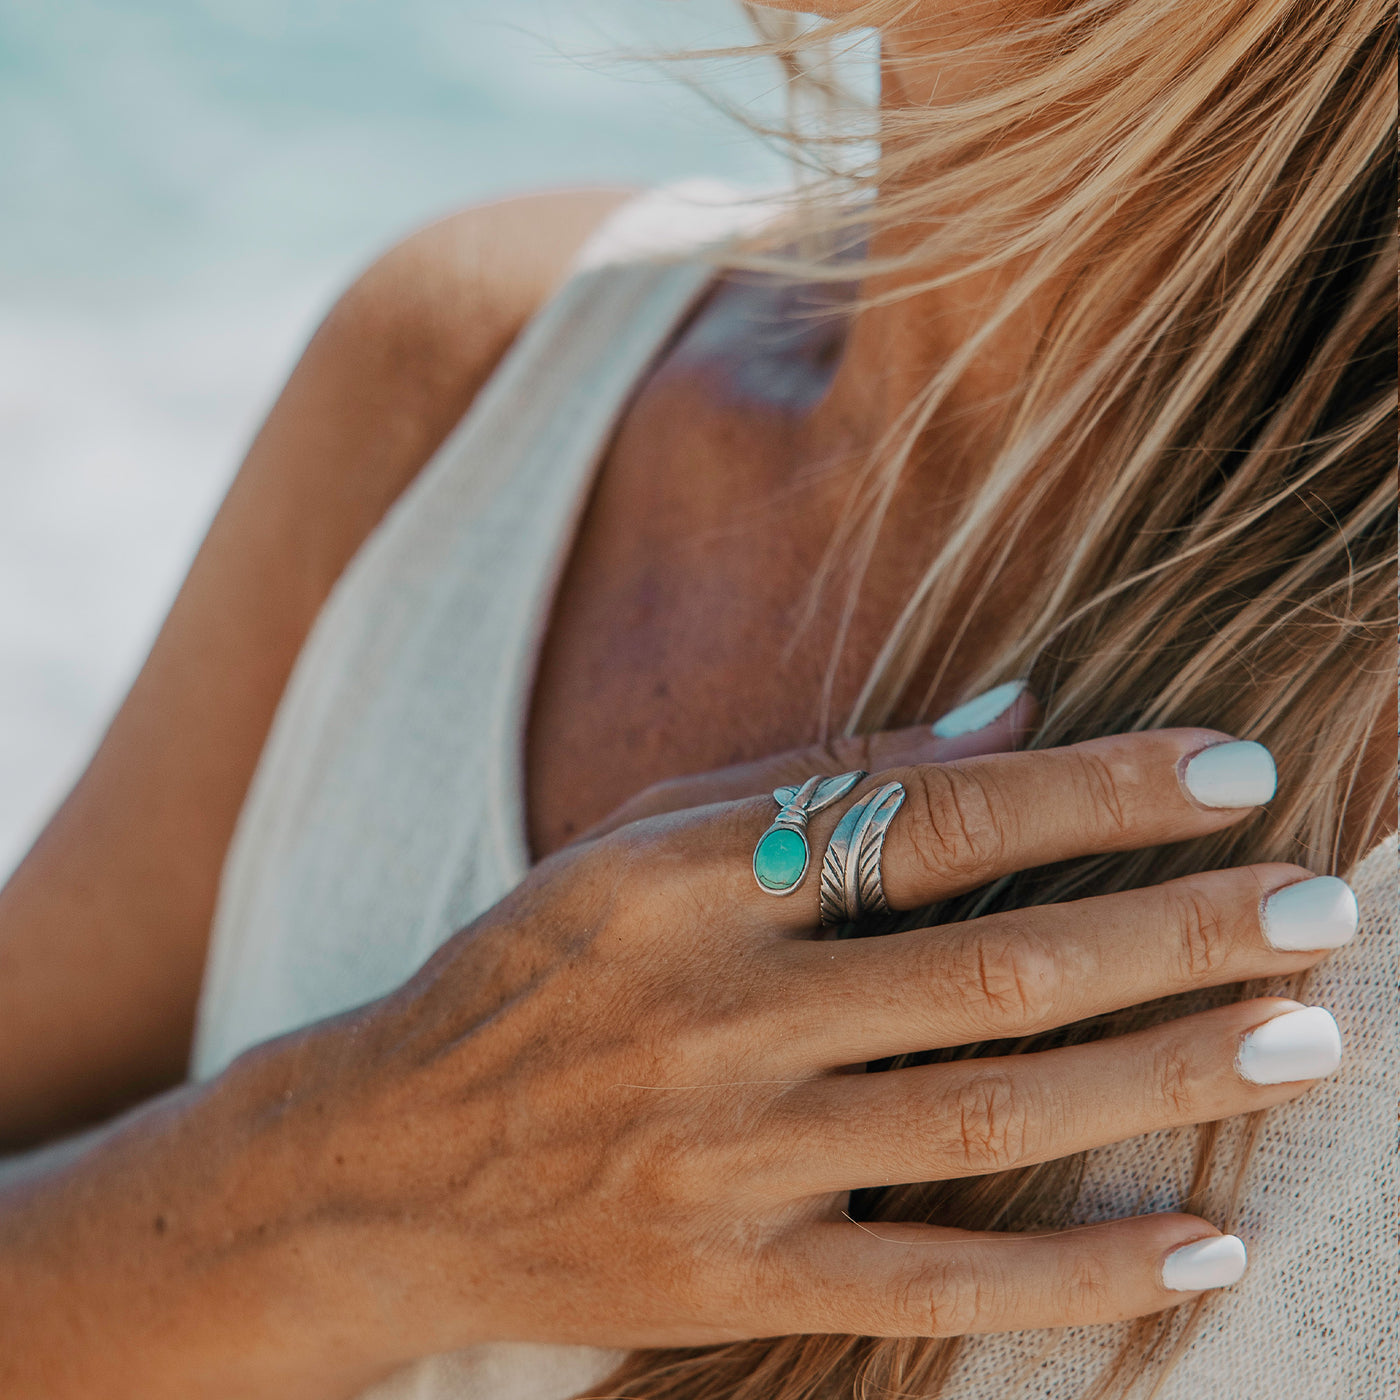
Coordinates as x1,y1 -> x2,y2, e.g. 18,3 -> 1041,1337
753,827 -> 808,892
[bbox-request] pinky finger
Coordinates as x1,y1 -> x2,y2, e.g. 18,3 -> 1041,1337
762,1214 -> 1246,1338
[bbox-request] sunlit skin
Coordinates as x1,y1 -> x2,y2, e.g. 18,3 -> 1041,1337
0,4 -> 1389,1398
527,6 -> 1075,853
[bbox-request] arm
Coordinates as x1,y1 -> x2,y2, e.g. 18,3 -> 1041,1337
0,187 -> 633,1149
0,725 -> 1342,1397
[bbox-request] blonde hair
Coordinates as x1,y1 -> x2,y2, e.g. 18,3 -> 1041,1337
590,0 -> 1396,1395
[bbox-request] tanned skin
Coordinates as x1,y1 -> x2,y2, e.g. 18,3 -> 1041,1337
0,189 -> 632,1147
0,179 -> 1388,1400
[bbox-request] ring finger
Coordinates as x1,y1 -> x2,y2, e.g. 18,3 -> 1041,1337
761,997 -> 1342,1196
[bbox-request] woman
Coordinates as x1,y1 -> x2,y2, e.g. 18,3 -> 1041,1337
0,0 -> 1393,1397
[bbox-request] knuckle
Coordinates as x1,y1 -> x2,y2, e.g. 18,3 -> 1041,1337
577,825 -> 690,939
916,765 -> 1013,883
821,731 -> 879,776
618,774 -> 692,824
1063,1253 -> 1114,1317
945,1072 -> 1036,1174
564,829 -> 635,907
889,1259 -> 978,1337
1152,1041 -> 1198,1120
960,928 -> 1059,1027
688,974 -> 793,1063
594,826 -> 660,896
1168,883 -> 1234,981
735,1235 -> 797,1326
1068,748 -> 1132,840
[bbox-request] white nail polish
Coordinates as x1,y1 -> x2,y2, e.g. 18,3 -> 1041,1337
1161,1235 -> 1248,1292
1236,1005 -> 1342,1084
931,680 -> 1028,738
1261,877 -> 1359,951
1181,741 -> 1277,809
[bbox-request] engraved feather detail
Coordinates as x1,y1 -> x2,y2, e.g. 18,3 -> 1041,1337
856,784 -> 905,916
820,802 -> 862,926
772,770 -> 866,816
817,781 -> 905,925
757,770 -> 897,911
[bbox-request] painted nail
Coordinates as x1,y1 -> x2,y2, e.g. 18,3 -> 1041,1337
931,680 -> 1028,738
1261,876 -> 1359,952
1236,1005 -> 1341,1085
1161,1235 -> 1248,1292
1180,740 -> 1277,809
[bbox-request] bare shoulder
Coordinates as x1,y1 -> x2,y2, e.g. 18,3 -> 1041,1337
315,187 -> 636,427
249,184 -> 638,587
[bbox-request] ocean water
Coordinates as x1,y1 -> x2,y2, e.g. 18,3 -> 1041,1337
0,0 -> 794,876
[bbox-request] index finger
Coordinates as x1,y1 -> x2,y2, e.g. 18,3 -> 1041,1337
702,729 -> 1276,927
579,684 -> 1040,844
877,729 -> 1275,910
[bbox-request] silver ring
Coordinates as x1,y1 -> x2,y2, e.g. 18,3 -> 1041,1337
819,780 -> 906,926
752,771 -> 867,896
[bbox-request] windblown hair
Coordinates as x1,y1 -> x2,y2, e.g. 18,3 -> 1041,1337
591,0 -> 1397,1396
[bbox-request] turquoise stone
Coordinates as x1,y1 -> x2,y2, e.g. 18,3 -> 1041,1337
753,827 -> 808,892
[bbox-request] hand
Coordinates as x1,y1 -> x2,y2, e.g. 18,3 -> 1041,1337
230,726 -> 1348,1379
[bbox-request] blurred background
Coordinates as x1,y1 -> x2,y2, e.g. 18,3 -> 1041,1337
0,0 -> 797,879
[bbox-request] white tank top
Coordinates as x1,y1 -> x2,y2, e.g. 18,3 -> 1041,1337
190,186 -> 1397,1400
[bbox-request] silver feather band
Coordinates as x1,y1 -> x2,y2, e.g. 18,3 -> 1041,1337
818,780 -> 906,927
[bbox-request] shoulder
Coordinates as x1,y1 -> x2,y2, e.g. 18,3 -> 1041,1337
311,186 -> 638,431
327,186 -> 639,355
246,187 -> 638,587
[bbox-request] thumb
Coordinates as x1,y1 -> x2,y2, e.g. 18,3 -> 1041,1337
582,682 -> 1037,841
772,679 -> 1038,788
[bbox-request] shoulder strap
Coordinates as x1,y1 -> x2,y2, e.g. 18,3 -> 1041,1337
570,178 -> 788,273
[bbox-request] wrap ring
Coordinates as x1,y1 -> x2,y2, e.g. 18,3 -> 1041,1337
752,771 -> 867,895
819,780 -> 906,926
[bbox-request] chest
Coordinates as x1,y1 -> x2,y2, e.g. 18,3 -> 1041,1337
523,275 -> 935,855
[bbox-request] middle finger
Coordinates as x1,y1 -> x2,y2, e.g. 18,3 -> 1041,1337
772,866 -> 1358,1066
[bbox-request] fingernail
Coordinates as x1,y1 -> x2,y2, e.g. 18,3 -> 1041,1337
1161,1235 -> 1248,1292
1236,1005 -> 1341,1084
931,680 -> 1028,738
1261,876 -> 1359,952
1180,740 -> 1277,809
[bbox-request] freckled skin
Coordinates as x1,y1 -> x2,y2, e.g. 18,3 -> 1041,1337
526,265 -> 964,854
0,1 -> 1387,1366
0,155 -> 1385,1400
